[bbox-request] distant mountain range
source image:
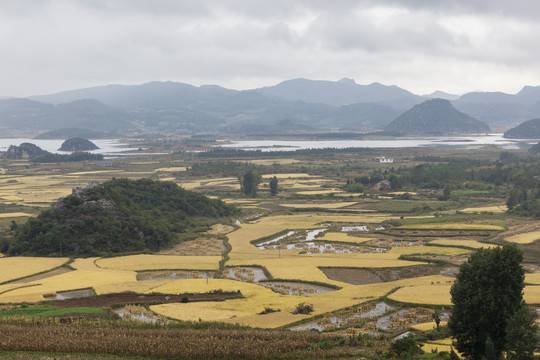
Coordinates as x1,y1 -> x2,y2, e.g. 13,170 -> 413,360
0,78 -> 539,137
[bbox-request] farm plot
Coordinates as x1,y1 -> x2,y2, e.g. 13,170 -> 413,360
388,284 -> 453,305
460,205 -> 507,213
279,202 -> 357,209
0,257 -> 69,284
295,189 -> 344,195
0,261 -> 136,303
150,275 -> 454,328
410,321 -> 448,331
395,223 -> 505,231
506,231 -> 540,244
386,246 -> 472,256
0,212 -> 35,218
96,254 -> 221,271
428,239 -> 499,249
152,167 -> 187,172
318,232 -> 376,244
228,214 -> 399,261
389,283 -> 540,306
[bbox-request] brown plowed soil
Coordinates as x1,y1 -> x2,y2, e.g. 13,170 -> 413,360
48,292 -> 241,308
320,265 -> 440,285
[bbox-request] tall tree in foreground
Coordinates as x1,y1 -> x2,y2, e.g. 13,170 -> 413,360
239,170 -> 262,197
505,305 -> 539,360
448,245 -> 530,360
269,176 -> 279,196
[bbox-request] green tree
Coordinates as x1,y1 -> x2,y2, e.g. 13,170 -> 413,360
269,176 -> 278,196
507,188 -> 520,209
239,170 -> 262,197
448,245 -> 525,360
505,305 -> 539,360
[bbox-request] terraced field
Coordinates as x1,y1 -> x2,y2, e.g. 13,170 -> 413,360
1,150 -> 539,360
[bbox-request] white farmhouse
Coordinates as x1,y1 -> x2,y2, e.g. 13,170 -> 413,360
379,156 -> 394,163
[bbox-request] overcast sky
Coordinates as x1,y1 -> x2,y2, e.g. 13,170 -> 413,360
1,0 -> 540,97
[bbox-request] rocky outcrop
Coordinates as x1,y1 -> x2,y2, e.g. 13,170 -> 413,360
5,143 -> 49,159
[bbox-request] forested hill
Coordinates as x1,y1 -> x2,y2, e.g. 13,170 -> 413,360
8,178 -> 237,257
385,98 -> 490,135
503,118 -> 540,139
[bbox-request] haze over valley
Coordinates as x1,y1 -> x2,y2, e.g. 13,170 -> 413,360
1,78 -> 540,138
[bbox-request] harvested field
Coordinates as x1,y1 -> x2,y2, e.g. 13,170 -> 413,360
206,224 -> 235,235
158,238 -> 225,256
290,301 -> 394,332
320,265 -> 440,285
319,232 -> 376,244
376,307 -> 440,331
136,270 -> 214,281
49,292 -> 242,308
259,281 -> 336,296
223,267 -> 269,283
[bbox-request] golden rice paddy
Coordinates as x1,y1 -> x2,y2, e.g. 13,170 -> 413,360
0,257 -> 69,284
388,284 -> 453,305
0,212 -> 35,218
152,167 -> 187,172
460,205 -> 507,213
422,343 -> 455,355
279,202 -> 357,209
96,254 -> 221,271
410,321 -> 448,331
0,165 -> 527,330
387,246 -> 471,256
525,273 -> 540,285
524,286 -> 540,304
68,170 -> 123,175
428,239 -> 499,249
506,231 -> 540,244
388,191 -> 418,196
395,223 -> 505,231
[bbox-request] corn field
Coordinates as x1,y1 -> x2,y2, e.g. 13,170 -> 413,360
0,319 -> 335,359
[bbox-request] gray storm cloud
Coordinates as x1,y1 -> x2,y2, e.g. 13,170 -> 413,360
0,0 -> 539,97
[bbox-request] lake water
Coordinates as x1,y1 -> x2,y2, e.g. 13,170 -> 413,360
215,134 -> 537,151
0,138 -> 137,156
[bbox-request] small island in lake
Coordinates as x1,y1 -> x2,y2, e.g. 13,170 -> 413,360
58,137 -> 99,151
